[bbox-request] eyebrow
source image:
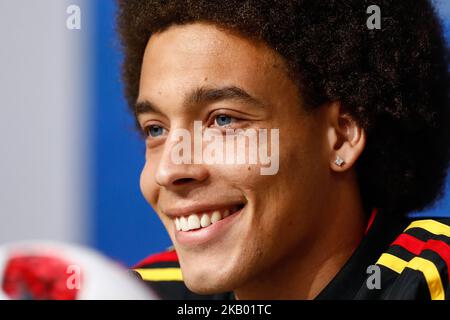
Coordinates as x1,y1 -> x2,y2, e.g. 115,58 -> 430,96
134,85 -> 265,119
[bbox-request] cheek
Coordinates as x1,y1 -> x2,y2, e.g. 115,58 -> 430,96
139,161 -> 158,206
256,129 -> 324,221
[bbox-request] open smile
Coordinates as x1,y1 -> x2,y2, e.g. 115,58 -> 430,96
173,204 -> 244,232
165,203 -> 246,246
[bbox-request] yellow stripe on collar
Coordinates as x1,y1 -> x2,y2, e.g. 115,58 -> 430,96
134,268 -> 183,282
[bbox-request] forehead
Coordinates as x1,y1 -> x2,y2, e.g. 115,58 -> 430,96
138,22 -> 293,108
142,22 -> 279,73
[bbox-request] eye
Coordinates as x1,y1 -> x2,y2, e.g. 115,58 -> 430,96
214,114 -> 234,127
145,125 -> 165,138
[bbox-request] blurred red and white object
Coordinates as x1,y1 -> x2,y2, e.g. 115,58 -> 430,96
0,242 -> 157,300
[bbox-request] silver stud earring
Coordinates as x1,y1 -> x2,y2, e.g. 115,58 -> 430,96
335,156 -> 345,167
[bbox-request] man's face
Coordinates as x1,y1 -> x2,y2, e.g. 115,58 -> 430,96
137,23 -> 330,293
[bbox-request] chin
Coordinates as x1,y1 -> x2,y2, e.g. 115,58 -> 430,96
181,264 -> 240,294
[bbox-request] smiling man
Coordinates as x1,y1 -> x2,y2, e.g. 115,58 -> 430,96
118,1 -> 450,300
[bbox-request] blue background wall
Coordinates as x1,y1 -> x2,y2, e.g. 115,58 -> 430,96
92,1 -> 171,266
92,0 -> 450,266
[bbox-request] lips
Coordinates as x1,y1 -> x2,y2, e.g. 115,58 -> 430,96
162,201 -> 246,246
174,205 -> 243,232
170,203 -> 245,246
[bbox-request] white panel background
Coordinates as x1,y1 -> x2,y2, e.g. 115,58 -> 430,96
0,0 -> 90,244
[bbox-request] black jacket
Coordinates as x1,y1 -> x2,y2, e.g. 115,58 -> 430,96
132,211 -> 450,300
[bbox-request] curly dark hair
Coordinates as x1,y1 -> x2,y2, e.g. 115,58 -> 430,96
117,0 -> 450,216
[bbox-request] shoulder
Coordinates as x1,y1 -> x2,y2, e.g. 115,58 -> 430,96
359,218 -> 450,300
131,247 -> 232,300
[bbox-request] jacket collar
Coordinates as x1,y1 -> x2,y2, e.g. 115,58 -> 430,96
315,209 -> 408,299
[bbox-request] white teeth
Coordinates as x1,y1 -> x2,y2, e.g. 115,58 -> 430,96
187,214 -> 201,230
211,210 -> 222,224
180,216 -> 189,231
174,207 -> 238,231
200,213 -> 211,228
175,217 -> 181,231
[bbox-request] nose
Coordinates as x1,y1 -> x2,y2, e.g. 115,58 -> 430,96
155,131 -> 209,189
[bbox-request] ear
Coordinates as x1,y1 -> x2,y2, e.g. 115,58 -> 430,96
325,102 -> 366,172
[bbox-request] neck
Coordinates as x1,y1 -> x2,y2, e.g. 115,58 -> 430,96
234,173 -> 366,299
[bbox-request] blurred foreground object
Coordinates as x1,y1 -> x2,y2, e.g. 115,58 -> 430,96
0,242 -> 157,300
